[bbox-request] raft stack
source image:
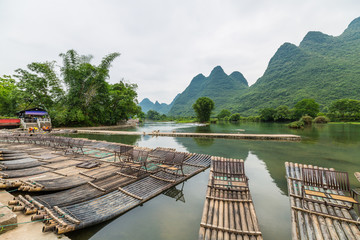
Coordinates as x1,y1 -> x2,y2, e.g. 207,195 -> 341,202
0,134 -> 213,234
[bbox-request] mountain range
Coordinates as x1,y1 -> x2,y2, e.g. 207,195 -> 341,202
139,94 -> 179,115
140,17 -> 360,116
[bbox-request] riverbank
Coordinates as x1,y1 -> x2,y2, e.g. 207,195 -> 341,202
55,119 -> 138,131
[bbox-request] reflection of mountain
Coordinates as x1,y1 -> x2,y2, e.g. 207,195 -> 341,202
176,138 -> 250,163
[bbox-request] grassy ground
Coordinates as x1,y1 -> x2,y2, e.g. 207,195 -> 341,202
328,121 -> 360,124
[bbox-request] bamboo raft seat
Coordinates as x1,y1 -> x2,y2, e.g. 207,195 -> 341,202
148,147 -> 176,160
285,162 -> 360,240
114,145 -> 134,162
199,157 -> 262,240
156,152 -> 187,179
301,167 -> 359,210
118,150 -> 149,174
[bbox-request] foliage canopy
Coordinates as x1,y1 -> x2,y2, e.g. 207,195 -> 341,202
0,50 -> 141,127
192,97 -> 215,123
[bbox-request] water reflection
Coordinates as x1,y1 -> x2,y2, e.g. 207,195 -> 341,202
192,137 -> 214,147
163,183 -> 185,203
64,122 -> 360,240
245,152 -> 291,240
328,124 -> 360,144
65,133 -> 141,145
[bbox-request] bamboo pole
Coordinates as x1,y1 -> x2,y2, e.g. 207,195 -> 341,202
218,189 -> 224,240
288,162 -> 306,239
223,190 -> 231,240
199,187 -> 210,240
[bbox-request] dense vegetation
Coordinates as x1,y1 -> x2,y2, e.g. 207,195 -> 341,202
144,97 -> 360,124
168,66 -> 248,116
163,17 -> 360,118
233,17 -> 360,116
0,50 -> 141,126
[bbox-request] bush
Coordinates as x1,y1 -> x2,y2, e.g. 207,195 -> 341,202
217,109 -> 231,119
300,115 -> 313,125
314,116 -> 329,124
223,116 -> 230,121
229,113 -> 241,122
288,121 -> 304,129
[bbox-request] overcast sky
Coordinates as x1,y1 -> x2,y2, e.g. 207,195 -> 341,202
1,1 -> 359,104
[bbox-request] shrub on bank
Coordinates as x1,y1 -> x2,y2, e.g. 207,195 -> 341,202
229,113 -> 241,122
300,115 -> 313,125
288,121 -> 304,129
314,116 -> 330,124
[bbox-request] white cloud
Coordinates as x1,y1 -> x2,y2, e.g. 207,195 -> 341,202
1,0 -> 359,104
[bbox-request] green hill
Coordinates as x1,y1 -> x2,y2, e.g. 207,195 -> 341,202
168,66 -> 249,116
139,94 -> 179,114
233,16 -> 360,116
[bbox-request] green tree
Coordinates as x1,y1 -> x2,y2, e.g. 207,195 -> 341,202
146,110 -> 161,120
15,62 -> 64,110
329,99 -> 360,121
192,97 -> 215,123
274,105 -> 291,121
217,109 -> 231,119
136,107 -> 146,120
260,108 -> 276,121
293,99 -> 319,119
0,75 -> 20,116
229,113 -> 241,122
60,49 -> 120,125
108,81 -> 140,124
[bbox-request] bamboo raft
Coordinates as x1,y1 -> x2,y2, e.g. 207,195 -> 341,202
15,153 -> 211,234
0,134 -> 213,234
199,157 -> 263,240
285,162 -> 360,240
76,129 -> 301,141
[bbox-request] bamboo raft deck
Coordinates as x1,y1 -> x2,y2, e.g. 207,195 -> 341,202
355,172 -> 360,183
0,134 -> 212,234
76,129 -> 301,141
285,162 -> 360,240
199,157 -> 263,240
31,153 -> 211,234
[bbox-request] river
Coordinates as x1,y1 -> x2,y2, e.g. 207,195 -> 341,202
66,122 -> 360,240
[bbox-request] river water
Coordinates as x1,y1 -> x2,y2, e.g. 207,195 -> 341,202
66,122 -> 360,240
